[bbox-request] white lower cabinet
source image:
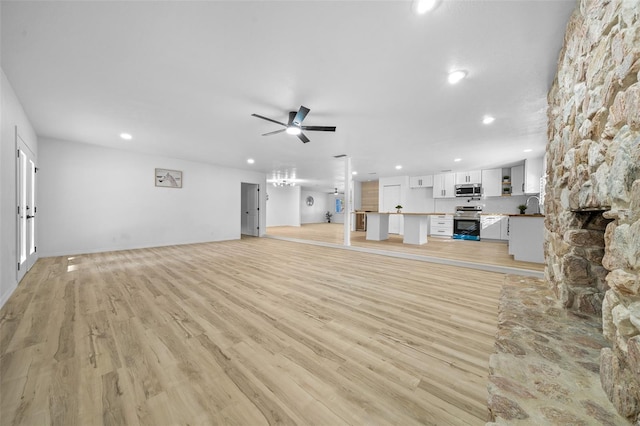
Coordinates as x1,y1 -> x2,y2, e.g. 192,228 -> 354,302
508,216 -> 544,263
480,215 -> 509,240
429,214 -> 453,237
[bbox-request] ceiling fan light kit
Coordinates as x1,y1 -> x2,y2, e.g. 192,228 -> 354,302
251,105 -> 336,143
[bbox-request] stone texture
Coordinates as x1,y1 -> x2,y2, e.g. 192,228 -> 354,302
486,276 -> 628,425
607,268 -> 640,295
488,395 -> 528,421
600,347 -> 640,418
564,229 -> 606,247
545,0 -> 640,420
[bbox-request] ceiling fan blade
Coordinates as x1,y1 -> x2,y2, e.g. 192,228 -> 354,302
251,113 -> 286,127
292,106 -> 310,126
288,111 -> 296,126
301,126 -> 336,132
262,129 -> 286,136
297,132 -> 310,143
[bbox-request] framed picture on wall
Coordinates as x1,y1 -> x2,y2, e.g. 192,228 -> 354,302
155,168 -> 182,188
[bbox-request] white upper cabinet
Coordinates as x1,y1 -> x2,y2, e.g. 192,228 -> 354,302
524,157 -> 544,194
511,164 -> 525,196
481,168 -> 503,197
511,158 -> 543,196
455,170 -> 482,185
409,175 -> 433,188
433,173 -> 456,198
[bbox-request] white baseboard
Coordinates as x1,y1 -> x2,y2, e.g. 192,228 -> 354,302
0,281 -> 18,310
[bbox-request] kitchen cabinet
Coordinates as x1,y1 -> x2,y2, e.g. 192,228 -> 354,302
481,169 -> 503,197
433,173 -> 456,198
480,215 -> 508,240
508,216 -> 544,263
429,214 -> 453,237
511,164 -> 525,196
501,217 -> 509,240
409,175 -> 433,188
511,158 -> 543,196
355,212 -> 366,231
455,170 -> 482,185
524,157 -> 544,194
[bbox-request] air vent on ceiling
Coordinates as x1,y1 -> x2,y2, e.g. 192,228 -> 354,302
441,169 -> 452,172
333,154 -> 347,158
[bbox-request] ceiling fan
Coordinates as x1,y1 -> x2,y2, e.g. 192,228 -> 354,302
251,105 -> 336,143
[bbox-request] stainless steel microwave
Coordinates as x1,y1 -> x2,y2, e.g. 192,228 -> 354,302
455,183 -> 482,197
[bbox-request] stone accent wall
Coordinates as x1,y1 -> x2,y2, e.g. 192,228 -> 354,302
545,0 -> 640,421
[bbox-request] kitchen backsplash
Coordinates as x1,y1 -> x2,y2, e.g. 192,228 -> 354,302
435,195 -> 539,215
404,186 -> 541,215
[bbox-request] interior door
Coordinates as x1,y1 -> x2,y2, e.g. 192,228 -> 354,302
241,183 -> 259,237
16,131 -> 37,281
383,184 -> 401,234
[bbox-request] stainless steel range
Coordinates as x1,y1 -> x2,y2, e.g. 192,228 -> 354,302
453,205 -> 482,241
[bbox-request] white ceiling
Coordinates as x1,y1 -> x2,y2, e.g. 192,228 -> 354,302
1,0 -> 576,192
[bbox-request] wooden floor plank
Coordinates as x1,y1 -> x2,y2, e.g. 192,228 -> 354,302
0,236 -> 505,425
267,223 -> 544,271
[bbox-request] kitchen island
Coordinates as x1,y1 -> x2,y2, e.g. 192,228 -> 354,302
366,212 -> 444,245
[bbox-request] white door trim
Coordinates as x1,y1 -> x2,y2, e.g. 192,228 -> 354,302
16,127 -> 38,282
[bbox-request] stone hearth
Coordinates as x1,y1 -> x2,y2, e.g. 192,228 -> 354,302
487,276 -> 629,425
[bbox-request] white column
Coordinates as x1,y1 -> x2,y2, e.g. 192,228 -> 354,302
344,157 -> 352,246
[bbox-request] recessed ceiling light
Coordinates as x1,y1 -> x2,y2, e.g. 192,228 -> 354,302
524,148 -> 533,153
482,115 -> 495,125
413,0 -> 440,14
352,171 -> 358,175
448,70 -> 467,85
120,133 -> 132,140
454,158 -> 462,162
286,126 -> 301,135
395,165 -> 403,170
247,158 -> 255,164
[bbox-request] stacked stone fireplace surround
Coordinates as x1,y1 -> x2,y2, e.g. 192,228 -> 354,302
546,0 -> 640,421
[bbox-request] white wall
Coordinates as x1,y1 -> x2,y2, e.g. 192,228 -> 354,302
352,180 -> 362,211
300,190 -> 330,224
266,185 -> 301,227
328,193 -> 345,224
378,176 -> 410,212
406,186 -> 435,213
1,69 -> 39,307
38,138 -> 266,256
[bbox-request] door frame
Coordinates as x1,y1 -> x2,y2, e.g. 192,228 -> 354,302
241,182 -> 260,237
16,126 -> 38,282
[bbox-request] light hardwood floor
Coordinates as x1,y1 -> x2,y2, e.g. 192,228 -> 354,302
1,237 -> 505,425
267,223 -> 544,272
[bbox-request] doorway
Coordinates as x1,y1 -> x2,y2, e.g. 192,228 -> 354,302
16,128 -> 38,281
241,183 -> 260,237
